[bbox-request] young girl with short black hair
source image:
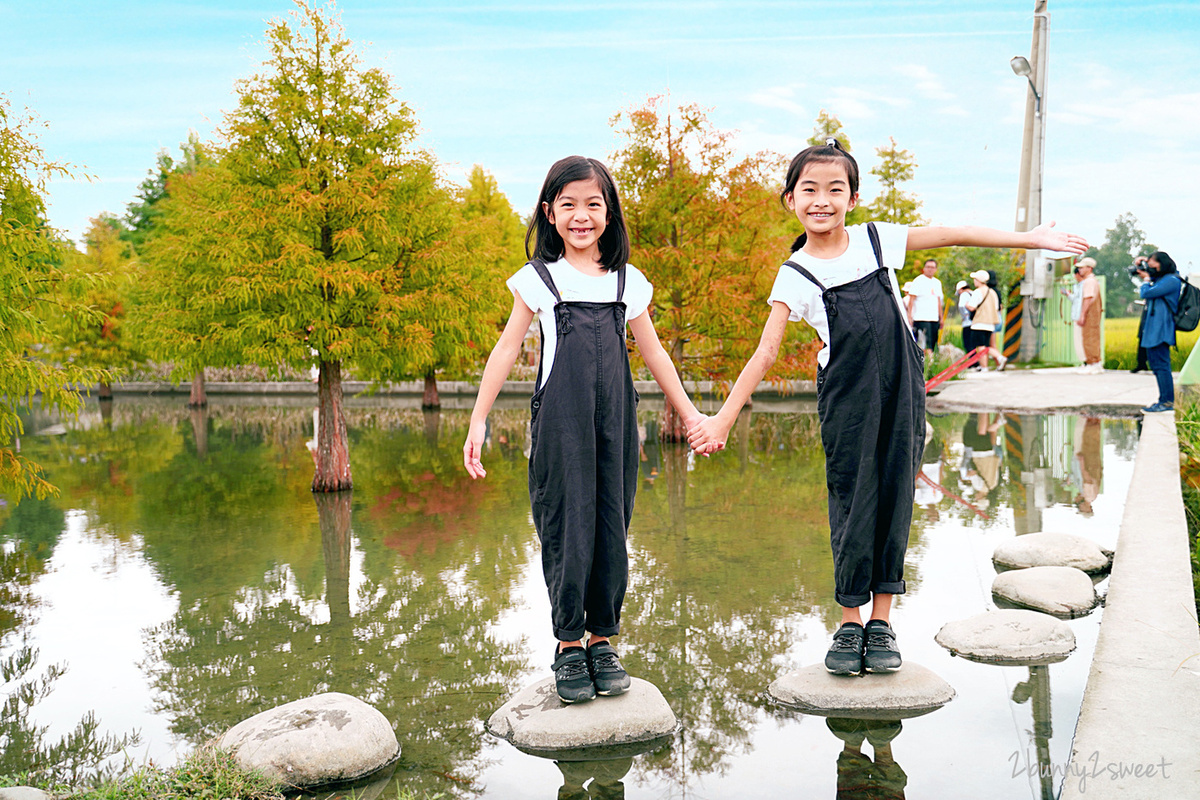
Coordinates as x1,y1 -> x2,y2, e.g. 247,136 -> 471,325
464,155 -> 705,703
689,140 -> 1087,675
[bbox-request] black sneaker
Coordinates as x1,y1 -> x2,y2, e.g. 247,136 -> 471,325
863,620 -> 902,673
586,641 -> 631,696
552,646 -> 596,703
825,623 -> 865,676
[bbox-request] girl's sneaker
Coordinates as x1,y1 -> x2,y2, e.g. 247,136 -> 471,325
586,641 -> 631,696
863,620 -> 902,673
552,646 -> 596,703
825,623 -> 865,675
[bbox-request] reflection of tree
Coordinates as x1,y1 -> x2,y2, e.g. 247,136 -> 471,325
141,409 -> 534,798
621,412 -> 926,785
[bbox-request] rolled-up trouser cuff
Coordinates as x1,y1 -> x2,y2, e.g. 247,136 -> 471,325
554,625 -> 587,642
873,580 -> 906,596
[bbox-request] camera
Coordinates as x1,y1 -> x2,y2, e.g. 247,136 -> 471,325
1127,263 -> 1144,277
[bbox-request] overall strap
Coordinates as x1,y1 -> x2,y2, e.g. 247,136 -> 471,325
529,259 -> 562,303
782,260 -> 827,292
866,222 -> 885,270
616,265 -> 626,302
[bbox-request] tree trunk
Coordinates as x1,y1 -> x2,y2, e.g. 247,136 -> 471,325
315,490 -> 353,628
98,397 -> 114,430
190,406 -> 209,460
660,339 -> 688,442
423,407 -> 441,448
312,360 -> 353,492
188,369 -> 207,408
422,372 -> 440,409
98,380 -> 113,400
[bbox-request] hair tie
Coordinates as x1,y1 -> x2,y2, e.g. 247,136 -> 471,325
825,137 -> 838,149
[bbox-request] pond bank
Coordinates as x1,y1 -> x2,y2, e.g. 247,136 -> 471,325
1061,414 -> 1200,798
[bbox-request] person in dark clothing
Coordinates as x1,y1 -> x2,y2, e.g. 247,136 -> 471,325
1134,251 -> 1181,413
688,140 -> 1088,676
464,156 -> 707,703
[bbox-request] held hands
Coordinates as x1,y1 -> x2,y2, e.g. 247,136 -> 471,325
687,413 -> 731,456
1028,221 -> 1089,255
463,419 -> 488,479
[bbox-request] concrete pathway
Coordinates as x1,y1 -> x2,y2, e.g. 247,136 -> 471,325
1060,414 -> 1200,798
929,366 -> 1162,415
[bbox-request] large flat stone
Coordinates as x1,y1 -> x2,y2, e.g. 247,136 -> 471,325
935,609 -> 1076,665
0,789 -> 50,800
766,663 -> 955,719
217,692 -> 399,788
486,677 -> 678,760
992,566 -> 1098,618
993,532 -> 1113,574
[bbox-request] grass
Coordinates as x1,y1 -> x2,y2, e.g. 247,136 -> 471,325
1176,397 -> 1200,622
2,749 -> 284,800
1103,316 -> 1200,371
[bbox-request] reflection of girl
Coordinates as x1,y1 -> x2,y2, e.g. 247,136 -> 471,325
1133,252 -> 1181,413
961,414 -> 1002,506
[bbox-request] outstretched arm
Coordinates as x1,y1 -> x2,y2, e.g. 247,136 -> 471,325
629,311 -> 704,432
463,294 -> 535,479
906,221 -> 1088,254
687,302 -> 791,453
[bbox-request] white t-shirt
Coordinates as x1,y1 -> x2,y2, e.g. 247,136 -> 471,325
908,273 -> 944,322
507,258 -> 653,389
767,222 -> 910,368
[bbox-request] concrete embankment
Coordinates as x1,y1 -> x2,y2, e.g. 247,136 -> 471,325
1060,414 -> 1200,798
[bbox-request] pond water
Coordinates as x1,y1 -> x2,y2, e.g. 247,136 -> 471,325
0,397 -> 1140,799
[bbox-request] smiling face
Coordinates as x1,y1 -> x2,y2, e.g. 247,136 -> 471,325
543,177 -> 608,264
784,160 -> 858,236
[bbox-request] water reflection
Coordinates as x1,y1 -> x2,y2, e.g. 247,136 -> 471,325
0,399 -> 1141,798
825,718 -> 908,799
554,757 -> 634,800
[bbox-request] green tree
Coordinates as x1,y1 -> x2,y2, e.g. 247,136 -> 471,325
140,1 -> 481,490
807,109 -> 851,151
125,136 -> 216,406
0,97 -> 101,500
48,215 -> 144,398
610,97 -> 804,438
1084,212 -> 1154,317
864,137 -> 924,225
403,165 -> 518,409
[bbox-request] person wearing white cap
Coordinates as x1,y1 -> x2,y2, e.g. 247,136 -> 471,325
965,270 -> 1006,370
1075,257 -> 1103,373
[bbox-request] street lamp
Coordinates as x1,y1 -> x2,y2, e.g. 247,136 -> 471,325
1010,56 -> 1041,114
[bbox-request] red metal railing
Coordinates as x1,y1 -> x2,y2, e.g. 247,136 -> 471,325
925,347 -> 986,393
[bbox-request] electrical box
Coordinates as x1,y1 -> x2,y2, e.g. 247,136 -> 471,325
1030,255 -> 1055,299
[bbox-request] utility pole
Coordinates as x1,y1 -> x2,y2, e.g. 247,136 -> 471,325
1015,0 -> 1050,362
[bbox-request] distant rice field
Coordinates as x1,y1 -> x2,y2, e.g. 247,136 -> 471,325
1103,316 -> 1199,371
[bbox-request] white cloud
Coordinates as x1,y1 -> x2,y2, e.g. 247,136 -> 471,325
895,64 -> 956,101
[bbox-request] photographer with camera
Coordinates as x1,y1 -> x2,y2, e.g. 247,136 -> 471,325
1133,252 -> 1181,413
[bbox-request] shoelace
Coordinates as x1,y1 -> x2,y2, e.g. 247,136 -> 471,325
555,654 -> 589,681
829,631 -> 862,652
866,629 -> 895,649
590,650 -> 623,675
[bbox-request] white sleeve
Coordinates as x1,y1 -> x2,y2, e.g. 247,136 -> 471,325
768,266 -> 811,323
623,265 -> 654,320
505,264 -> 551,314
870,222 -> 910,271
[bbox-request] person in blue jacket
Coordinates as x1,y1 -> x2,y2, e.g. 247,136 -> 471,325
1134,251 -> 1181,413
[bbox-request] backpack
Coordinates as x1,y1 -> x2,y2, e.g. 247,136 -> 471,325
1175,275 -> 1200,332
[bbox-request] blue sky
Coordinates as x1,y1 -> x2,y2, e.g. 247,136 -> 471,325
4,1 -> 1198,266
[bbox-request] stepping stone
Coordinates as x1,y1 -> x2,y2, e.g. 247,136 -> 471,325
993,532 -> 1113,574
935,609 -> 1076,666
991,566 -> 1098,619
925,420 -> 934,445
766,663 -> 955,719
0,789 -> 51,800
487,677 -> 677,760
217,692 -> 399,788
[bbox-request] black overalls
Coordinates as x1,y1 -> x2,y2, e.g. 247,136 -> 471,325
527,259 -> 640,642
784,224 -> 926,608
